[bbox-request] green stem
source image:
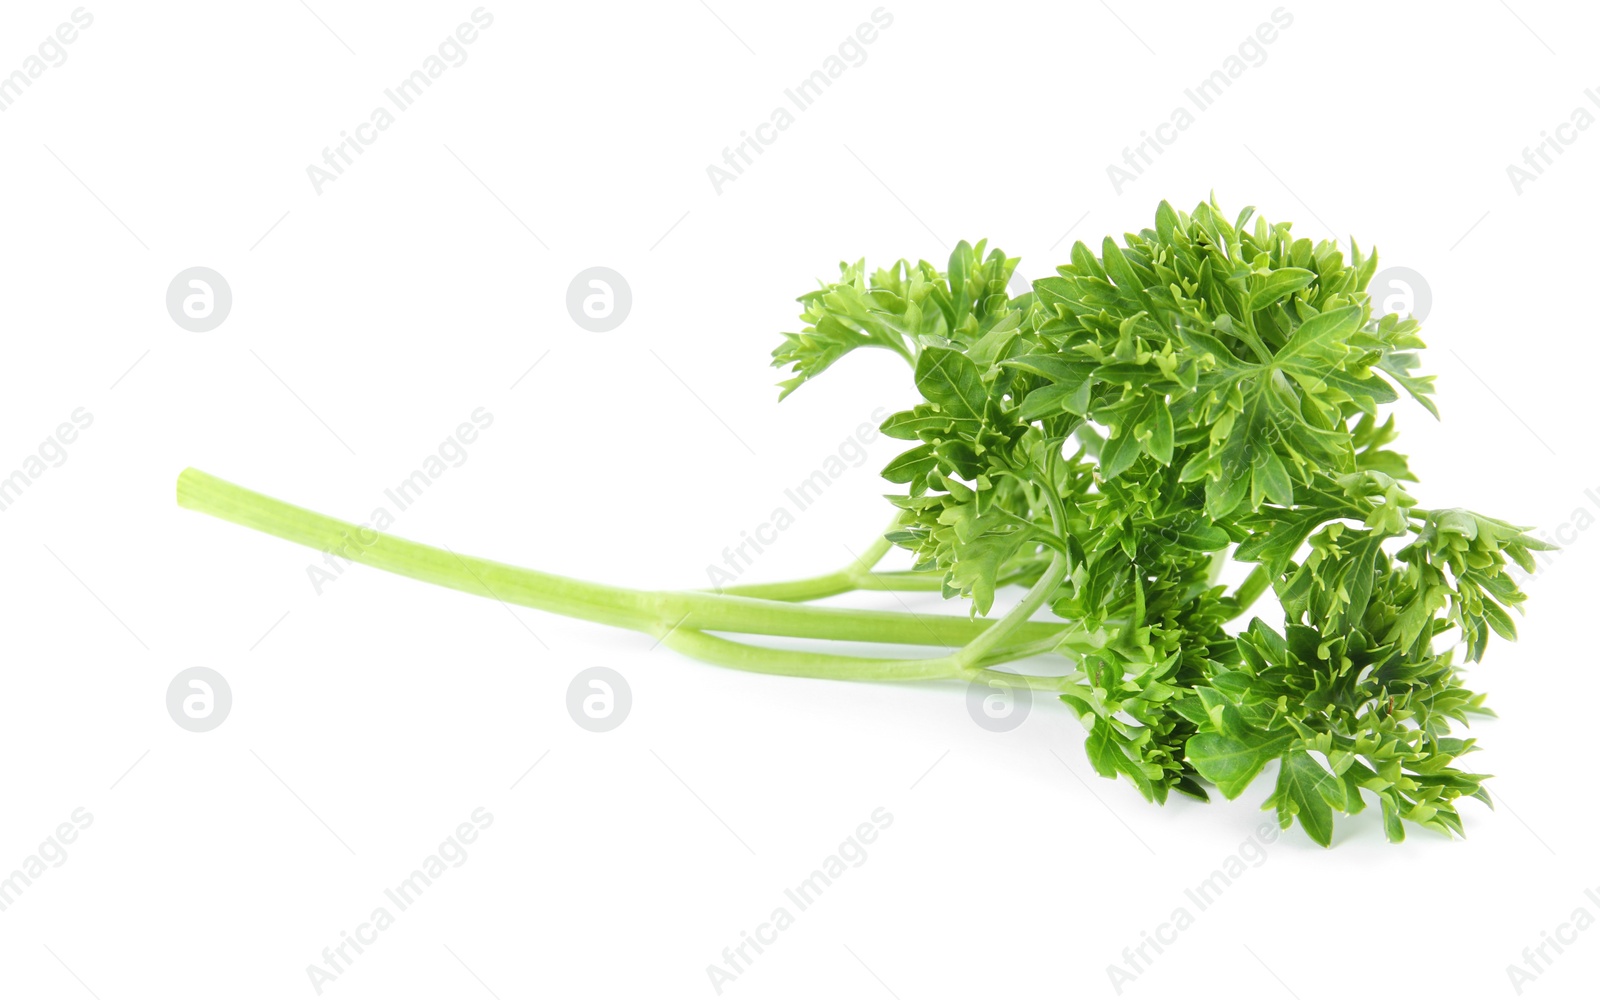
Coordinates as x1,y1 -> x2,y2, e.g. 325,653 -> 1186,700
956,551 -> 1070,668
719,562 -> 986,602
714,529 -> 1052,604
176,469 -> 1070,658
953,486 -> 1072,669
711,520 -> 918,602
854,571 -> 948,591
178,469 -> 660,632
659,628 -> 960,682
972,629 -> 1083,668
1236,308 -> 1273,365
661,628 -> 1094,689
663,590 -> 1064,648
971,667 -> 1088,693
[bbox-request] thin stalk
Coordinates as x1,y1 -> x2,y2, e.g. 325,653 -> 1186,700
970,668 -> 1088,693
710,526 -> 959,602
659,628 -> 961,682
712,521 -> 903,602
178,469 -> 660,632
955,550 -> 1070,668
1235,307 -> 1273,365
660,589 -> 1066,648
714,526 -> 1054,605
177,469 -> 1070,656
970,629 -> 1084,668
665,628 -> 1093,689
953,484 -> 1072,669
853,571 -> 948,591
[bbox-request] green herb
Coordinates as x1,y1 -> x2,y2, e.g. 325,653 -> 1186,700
179,197 -> 1547,846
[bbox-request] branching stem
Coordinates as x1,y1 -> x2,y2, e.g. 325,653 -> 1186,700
177,469 -> 1090,686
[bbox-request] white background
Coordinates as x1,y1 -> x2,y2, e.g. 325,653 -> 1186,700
2,1 -> 1596,997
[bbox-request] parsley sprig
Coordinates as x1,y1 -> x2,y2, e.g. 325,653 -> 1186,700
180,197 -> 1545,845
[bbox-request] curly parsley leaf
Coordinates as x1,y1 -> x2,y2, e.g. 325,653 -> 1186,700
777,196 -> 1546,845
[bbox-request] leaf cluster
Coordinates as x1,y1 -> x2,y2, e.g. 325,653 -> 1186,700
772,197 -> 1548,844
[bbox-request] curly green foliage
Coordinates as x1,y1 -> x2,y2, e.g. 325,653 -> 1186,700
773,198 -> 1549,845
